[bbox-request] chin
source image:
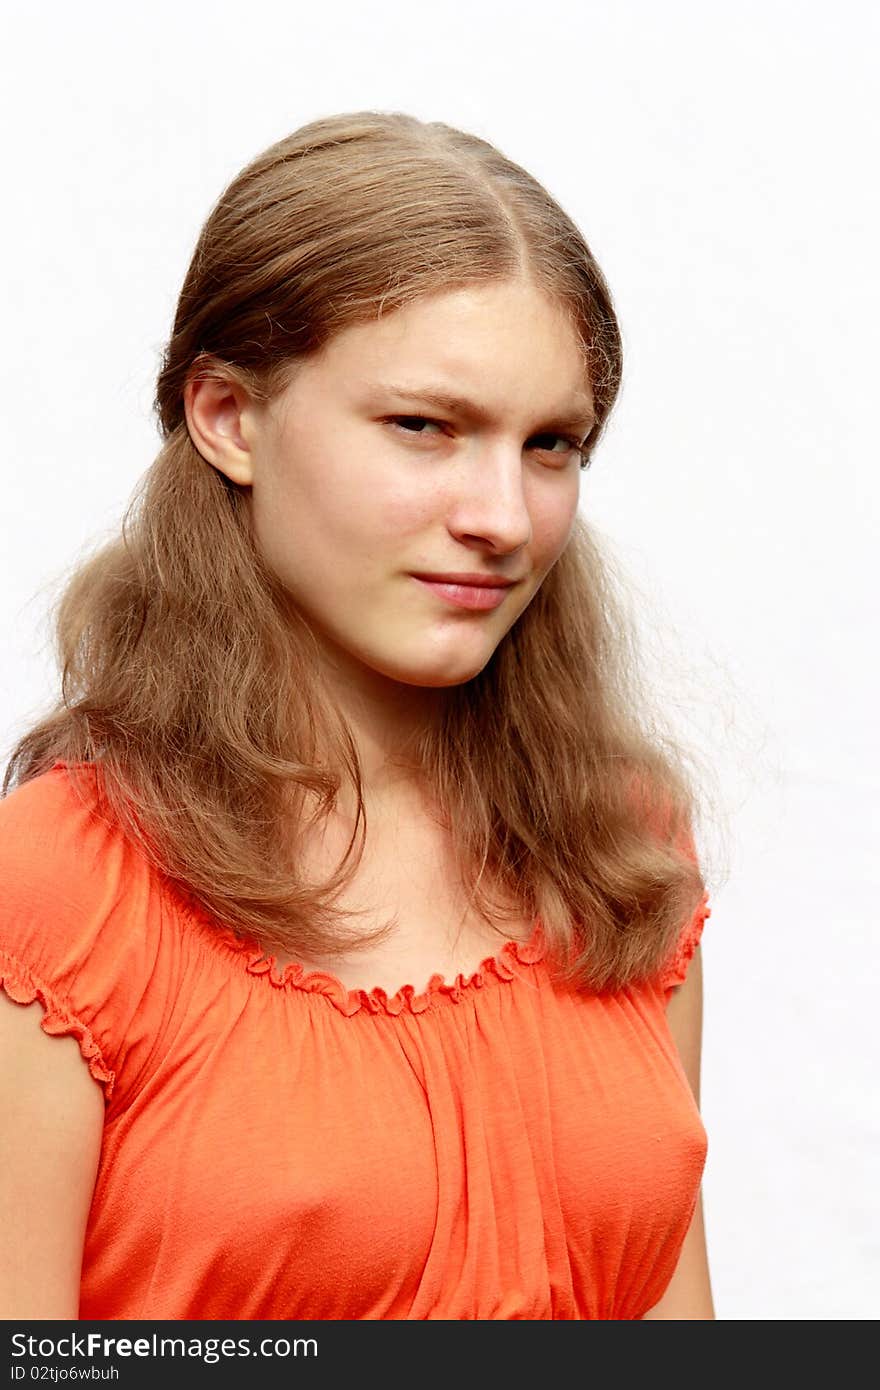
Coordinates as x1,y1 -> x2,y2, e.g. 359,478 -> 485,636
409,670 -> 484,690
355,628 -> 506,689
376,654 -> 493,689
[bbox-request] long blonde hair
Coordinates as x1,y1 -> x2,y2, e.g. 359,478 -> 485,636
4,110 -> 712,991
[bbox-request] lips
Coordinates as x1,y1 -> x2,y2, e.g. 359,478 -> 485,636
410,575 -> 516,611
410,572 -> 516,588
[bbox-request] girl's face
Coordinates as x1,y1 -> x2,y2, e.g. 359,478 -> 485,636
222,278 -> 594,693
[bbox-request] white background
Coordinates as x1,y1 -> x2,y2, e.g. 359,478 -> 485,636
1,0 -> 877,1319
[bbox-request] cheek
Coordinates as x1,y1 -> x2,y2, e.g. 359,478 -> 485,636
299,414 -> 436,526
249,441 -> 434,582
376,482 -> 439,536
529,480 -> 580,567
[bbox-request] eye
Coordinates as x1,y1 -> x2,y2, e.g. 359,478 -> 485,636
529,433 -> 591,470
385,416 -> 591,469
386,415 -> 445,438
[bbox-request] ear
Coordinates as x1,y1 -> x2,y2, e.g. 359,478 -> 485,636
183,360 -> 257,486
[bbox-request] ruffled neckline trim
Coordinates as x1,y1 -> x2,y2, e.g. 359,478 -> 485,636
185,908 -> 548,1018
47,759 -> 550,1020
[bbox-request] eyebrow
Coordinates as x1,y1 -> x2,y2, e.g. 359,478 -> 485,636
369,380 -> 596,436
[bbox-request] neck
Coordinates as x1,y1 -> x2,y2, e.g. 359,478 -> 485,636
313,644 -> 446,812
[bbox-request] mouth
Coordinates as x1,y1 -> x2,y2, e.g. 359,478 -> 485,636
410,575 -> 516,612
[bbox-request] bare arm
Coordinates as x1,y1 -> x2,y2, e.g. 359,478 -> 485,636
0,993 -> 104,1319
641,945 -> 716,1319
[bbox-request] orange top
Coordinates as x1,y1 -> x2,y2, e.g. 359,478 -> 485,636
0,761 -> 711,1321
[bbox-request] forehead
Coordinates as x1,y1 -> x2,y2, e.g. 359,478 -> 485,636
287,280 -> 592,411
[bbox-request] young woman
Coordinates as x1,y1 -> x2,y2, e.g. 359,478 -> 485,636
0,110 -> 716,1320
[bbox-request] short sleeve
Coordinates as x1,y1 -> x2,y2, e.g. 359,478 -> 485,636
657,889 -> 712,999
0,762 -> 160,1101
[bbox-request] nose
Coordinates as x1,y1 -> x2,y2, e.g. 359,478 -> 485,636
445,443 -> 533,554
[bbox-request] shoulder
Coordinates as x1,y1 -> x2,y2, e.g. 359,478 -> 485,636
0,759 -> 128,900
657,889 -> 712,1001
0,761 -> 170,1101
0,761 -> 156,957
